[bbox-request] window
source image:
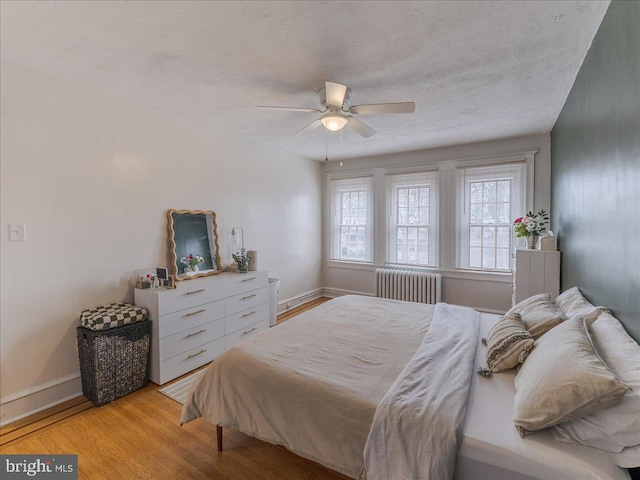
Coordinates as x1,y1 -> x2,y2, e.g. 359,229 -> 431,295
326,153 -> 533,274
457,164 -> 526,271
387,172 -> 438,267
329,177 -> 373,262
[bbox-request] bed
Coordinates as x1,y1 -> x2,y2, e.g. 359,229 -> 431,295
180,294 -> 634,480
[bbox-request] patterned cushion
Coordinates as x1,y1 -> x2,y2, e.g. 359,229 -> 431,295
80,303 -> 147,330
485,313 -> 534,372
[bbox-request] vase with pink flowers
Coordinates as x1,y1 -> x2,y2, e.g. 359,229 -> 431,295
513,210 -> 549,249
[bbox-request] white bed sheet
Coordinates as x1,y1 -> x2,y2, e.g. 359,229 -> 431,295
455,312 -> 630,480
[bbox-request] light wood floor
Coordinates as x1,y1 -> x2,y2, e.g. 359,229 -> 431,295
0,297 -> 349,480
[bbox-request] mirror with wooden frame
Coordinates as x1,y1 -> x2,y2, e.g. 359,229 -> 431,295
167,209 -> 221,281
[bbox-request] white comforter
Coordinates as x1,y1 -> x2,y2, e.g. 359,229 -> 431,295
181,295 -> 436,478
364,303 -> 480,480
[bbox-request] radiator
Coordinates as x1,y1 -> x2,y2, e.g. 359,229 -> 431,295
375,268 -> 442,304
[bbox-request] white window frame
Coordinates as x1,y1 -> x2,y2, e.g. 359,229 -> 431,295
329,176 -> 373,263
386,171 -> 438,268
456,164 -> 527,272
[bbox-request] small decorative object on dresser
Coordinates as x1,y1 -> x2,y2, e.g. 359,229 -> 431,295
135,267 -> 174,289
539,231 -> 558,251
513,210 -> 549,249
248,250 -> 258,271
134,271 -> 269,384
232,249 -> 251,274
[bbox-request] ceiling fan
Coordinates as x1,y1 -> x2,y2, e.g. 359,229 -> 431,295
258,81 -> 415,138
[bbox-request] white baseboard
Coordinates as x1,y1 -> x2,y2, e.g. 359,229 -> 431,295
277,287 -> 325,314
0,373 -> 83,427
322,287 -> 374,298
277,287 -> 374,314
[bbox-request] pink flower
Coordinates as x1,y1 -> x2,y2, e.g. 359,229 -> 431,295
514,217 -> 523,224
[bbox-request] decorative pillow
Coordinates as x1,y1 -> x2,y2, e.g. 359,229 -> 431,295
506,293 -> 566,339
554,286 -> 607,321
552,311 -> 640,454
485,313 -> 534,372
513,317 -> 630,437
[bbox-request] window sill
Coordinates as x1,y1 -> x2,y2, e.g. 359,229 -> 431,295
326,260 -> 375,271
326,261 -> 513,283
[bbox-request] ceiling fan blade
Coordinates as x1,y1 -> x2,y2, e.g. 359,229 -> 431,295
349,102 -> 415,115
346,116 -> 376,138
258,106 -> 321,113
294,119 -> 323,137
325,82 -> 348,108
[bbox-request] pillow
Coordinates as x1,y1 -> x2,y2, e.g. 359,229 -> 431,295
552,311 -> 640,454
485,313 -> 534,372
506,293 -> 566,339
554,286 -> 607,321
513,317 -> 630,437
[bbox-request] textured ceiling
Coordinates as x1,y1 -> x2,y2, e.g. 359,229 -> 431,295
0,1 -> 609,161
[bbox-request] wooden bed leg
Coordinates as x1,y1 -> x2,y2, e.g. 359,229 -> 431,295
216,425 -> 223,452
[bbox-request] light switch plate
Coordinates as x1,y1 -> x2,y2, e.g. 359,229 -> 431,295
9,224 -> 26,241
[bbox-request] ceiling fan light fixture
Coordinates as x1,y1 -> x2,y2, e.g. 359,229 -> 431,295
320,112 -> 348,132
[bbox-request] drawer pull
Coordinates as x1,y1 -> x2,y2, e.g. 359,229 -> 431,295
187,349 -> 207,359
241,277 -> 257,283
242,310 -> 257,318
241,294 -> 256,300
243,327 -> 258,335
185,309 -> 206,317
185,329 -> 206,338
185,289 -> 206,295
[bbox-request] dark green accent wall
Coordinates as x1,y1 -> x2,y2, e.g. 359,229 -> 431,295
551,0 -> 640,341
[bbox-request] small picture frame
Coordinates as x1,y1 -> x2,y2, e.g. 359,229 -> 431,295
156,267 -> 169,281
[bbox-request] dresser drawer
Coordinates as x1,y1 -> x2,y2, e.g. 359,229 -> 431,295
225,302 -> 269,335
157,278 -> 225,315
159,319 -> 225,361
224,287 -> 268,316
225,271 -> 268,297
225,318 -> 269,350
157,299 -> 224,338
157,337 -> 225,385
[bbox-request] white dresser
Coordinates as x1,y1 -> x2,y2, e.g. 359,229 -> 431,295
512,249 -> 561,305
134,271 -> 269,384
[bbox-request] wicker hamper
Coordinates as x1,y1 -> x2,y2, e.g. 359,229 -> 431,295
77,319 -> 151,406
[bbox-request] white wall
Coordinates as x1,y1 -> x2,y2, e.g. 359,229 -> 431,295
322,134 -> 551,312
0,64 -> 323,423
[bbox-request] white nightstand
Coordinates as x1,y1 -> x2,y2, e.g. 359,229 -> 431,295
512,249 -> 560,305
